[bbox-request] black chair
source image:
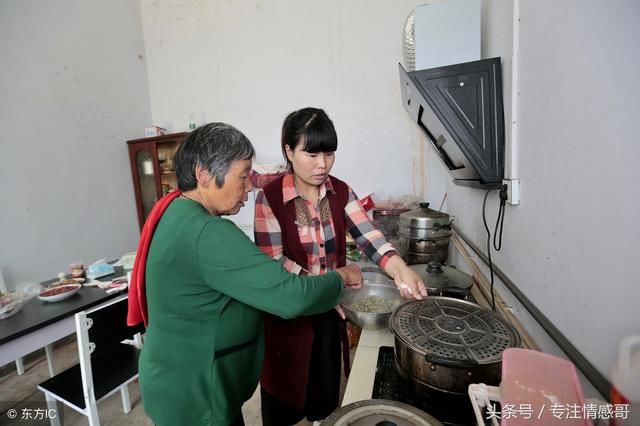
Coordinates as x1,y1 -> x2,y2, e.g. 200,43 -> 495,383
37,295 -> 144,426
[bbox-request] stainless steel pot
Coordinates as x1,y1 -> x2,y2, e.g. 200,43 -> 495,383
408,261 -> 472,299
353,262 -> 394,286
321,399 -> 443,425
397,236 -> 450,265
389,297 -> 520,395
398,202 -> 453,239
397,203 -> 453,265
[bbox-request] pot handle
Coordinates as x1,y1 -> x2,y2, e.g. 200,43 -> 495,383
441,287 -> 470,299
425,353 -> 479,367
416,239 -> 436,244
432,223 -> 452,230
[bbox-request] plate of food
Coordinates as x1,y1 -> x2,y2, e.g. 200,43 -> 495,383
38,284 -> 82,302
0,293 -> 22,319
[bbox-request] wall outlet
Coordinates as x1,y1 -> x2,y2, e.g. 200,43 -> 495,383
502,179 -> 520,205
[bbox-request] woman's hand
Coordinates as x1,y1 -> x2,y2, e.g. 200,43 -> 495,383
336,264 -> 363,289
384,255 -> 428,300
335,265 -> 362,319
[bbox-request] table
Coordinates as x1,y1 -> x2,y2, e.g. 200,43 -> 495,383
0,267 -> 128,373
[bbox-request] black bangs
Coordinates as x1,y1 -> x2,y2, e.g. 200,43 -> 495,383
300,113 -> 338,153
301,124 -> 338,153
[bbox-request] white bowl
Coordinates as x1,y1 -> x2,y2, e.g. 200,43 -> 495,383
38,284 -> 82,302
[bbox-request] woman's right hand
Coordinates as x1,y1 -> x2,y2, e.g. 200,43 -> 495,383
336,264 -> 363,289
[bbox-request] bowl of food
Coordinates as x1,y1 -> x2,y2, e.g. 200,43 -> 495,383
38,284 -> 82,302
340,283 -> 404,330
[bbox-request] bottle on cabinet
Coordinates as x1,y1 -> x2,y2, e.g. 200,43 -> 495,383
610,335 -> 640,426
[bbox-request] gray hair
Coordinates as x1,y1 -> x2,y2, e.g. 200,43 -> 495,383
175,122 -> 255,190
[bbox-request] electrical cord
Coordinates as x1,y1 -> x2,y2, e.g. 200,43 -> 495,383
482,185 -> 508,312
481,189 -> 496,311
493,188 -> 508,251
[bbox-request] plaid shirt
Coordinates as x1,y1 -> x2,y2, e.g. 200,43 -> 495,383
254,172 -> 397,275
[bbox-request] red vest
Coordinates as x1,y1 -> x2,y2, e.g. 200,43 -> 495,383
260,174 -> 349,409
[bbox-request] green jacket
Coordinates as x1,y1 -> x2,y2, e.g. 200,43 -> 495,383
139,199 -> 344,425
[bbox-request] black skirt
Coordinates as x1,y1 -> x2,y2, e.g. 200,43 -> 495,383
261,310 -> 342,425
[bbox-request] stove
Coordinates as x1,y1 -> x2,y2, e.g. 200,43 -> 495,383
372,346 -> 496,426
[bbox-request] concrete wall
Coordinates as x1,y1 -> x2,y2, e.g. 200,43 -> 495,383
139,0 -> 429,228
0,0 -> 152,285
422,0 -> 640,392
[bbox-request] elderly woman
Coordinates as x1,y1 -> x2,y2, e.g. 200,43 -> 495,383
127,123 -> 362,426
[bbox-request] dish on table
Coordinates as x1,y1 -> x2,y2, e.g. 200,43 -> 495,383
50,277 -> 85,287
0,294 -> 22,319
0,303 -> 22,319
38,284 -> 82,302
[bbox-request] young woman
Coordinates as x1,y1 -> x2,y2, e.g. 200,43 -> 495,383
254,107 -> 427,425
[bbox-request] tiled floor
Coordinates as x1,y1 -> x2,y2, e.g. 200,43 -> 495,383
0,337 -> 353,426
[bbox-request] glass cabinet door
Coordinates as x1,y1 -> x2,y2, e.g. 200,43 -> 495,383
135,149 -> 158,222
128,132 -> 188,231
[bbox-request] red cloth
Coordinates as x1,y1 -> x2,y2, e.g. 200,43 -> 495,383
249,168 -> 286,189
127,190 -> 182,327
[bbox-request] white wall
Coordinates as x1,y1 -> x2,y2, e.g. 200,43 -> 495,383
0,0 -> 152,286
414,0 -> 481,70
421,0 -> 640,391
140,0 -> 428,227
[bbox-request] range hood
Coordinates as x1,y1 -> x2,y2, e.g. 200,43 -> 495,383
399,58 -> 505,189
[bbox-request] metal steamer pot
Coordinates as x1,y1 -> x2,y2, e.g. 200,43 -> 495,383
389,297 -> 521,396
321,399 -> 443,426
397,203 -> 453,265
408,261 -> 473,300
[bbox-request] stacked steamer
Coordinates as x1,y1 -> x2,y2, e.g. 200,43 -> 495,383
397,202 -> 453,265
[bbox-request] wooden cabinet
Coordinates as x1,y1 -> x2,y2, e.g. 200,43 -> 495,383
127,132 -> 188,230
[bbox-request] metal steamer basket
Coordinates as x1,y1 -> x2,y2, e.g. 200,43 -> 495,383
397,203 -> 453,265
389,297 -> 521,395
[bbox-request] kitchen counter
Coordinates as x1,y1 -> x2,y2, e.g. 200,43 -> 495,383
342,327 -> 394,405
